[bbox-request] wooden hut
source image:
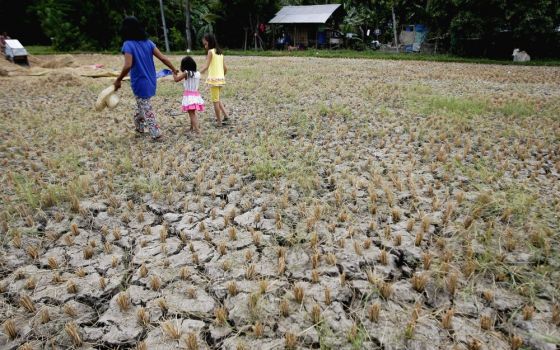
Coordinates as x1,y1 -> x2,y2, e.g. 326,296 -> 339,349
269,4 -> 343,49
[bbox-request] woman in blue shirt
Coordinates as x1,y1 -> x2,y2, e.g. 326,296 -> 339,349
114,16 -> 178,140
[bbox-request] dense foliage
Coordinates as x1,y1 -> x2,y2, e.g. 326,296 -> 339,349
1,0 -> 559,57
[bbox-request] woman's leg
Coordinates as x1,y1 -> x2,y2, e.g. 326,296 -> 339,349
134,97 -> 146,133
137,97 -> 161,139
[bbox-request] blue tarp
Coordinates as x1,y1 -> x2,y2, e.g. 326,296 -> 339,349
156,69 -> 172,79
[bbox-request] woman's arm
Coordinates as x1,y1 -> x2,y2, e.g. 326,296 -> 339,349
199,51 -> 213,74
114,53 -> 133,90
153,47 -> 178,74
173,72 -> 187,82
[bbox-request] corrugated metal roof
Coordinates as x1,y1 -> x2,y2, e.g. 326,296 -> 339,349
269,4 -> 341,24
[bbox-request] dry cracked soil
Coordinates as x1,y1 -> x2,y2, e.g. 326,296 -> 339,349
0,54 -> 559,350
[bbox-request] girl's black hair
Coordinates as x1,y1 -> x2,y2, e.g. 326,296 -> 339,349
121,16 -> 148,41
203,33 -> 222,55
180,56 -> 197,77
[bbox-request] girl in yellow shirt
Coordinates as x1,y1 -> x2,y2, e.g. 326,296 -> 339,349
200,33 -> 230,127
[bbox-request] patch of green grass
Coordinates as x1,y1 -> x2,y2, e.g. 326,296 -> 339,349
467,184 -> 538,228
13,174 -> 41,209
115,153 -> 134,174
7,169 -> 94,215
25,45 -> 59,55
317,103 -> 352,120
503,186 -> 537,224
52,150 -> 84,173
130,175 -> 163,195
414,95 -> 491,118
533,334 -> 560,345
404,87 -> 543,135
377,105 -> 393,118
347,324 -> 367,350
497,100 -> 537,118
26,45 -> 118,55
288,112 -> 316,137
453,157 -> 503,184
250,159 -> 286,180
408,83 -> 433,95
245,131 -> 319,192
39,184 -> 66,208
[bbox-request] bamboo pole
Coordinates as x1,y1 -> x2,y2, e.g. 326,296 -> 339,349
185,0 -> 192,52
392,5 -> 398,53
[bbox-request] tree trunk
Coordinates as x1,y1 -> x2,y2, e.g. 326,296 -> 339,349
159,0 -> 170,52
185,0 -> 192,51
392,5 -> 399,53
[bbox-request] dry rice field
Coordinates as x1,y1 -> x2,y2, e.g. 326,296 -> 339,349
0,54 -> 559,349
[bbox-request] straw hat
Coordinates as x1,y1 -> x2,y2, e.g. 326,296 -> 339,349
95,85 -> 120,111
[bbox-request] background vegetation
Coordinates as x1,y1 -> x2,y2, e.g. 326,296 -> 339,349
1,0 -> 559,58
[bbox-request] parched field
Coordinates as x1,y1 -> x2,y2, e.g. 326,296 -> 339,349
1,54 -> 559,350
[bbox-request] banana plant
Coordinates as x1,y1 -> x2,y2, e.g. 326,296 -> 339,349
190,0 -> 223,44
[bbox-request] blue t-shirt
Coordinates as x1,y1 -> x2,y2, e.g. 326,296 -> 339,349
122,40 -> 157,98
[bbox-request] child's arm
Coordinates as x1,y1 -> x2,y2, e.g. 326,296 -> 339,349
114,53 -> 133,90
223,60 -> 227,75
199,50 -> 213,74
174,72 -> 187,82
153,47 -> 178,74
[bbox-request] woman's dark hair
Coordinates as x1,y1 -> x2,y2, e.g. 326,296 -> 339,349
121,16 -> 148,41
203,33 -> 222,55
181,56 -> 197,77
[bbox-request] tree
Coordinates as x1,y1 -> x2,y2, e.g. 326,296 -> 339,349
34,0 -> 86,50
216,0 -> 278,48
33,0 -> 162,50
16,0 -> 560,57
437,0 -> 560,57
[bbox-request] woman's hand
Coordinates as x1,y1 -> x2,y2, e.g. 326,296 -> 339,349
114,78 -> 122,91
173,72 -> 187,82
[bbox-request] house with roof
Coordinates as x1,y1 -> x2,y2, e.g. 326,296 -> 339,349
269,4 -> 343,49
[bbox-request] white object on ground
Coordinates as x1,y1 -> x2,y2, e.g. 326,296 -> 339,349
512,49 -> 530,62
4,39 -> 28,60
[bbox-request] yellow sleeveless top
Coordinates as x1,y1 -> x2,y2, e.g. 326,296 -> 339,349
207,49 -> 225,86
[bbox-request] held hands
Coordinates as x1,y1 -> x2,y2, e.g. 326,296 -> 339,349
113,79 -> 122,91
172,69 -> 180,81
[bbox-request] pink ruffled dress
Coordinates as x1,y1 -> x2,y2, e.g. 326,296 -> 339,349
182,71 -> 205,112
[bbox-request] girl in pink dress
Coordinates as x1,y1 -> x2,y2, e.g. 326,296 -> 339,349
174,56 -> 205,134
